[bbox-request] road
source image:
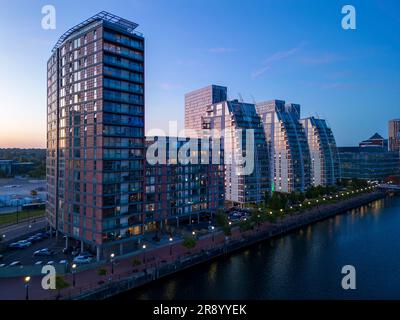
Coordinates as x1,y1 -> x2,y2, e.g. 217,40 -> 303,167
0,217 -> 47,242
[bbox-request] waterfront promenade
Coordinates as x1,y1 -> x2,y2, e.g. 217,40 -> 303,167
0,190 -> 386,300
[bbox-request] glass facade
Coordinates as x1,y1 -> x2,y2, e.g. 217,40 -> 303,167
144,137 -> 225,230
339,147 -> 400,181
202,100 -> 270,206
256,100 -> 311,193
46,13 -> 145,259
301,117 -> 340,186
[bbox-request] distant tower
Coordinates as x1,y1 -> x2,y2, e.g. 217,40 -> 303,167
389,119 -> 400,152
184,85 -> 227,134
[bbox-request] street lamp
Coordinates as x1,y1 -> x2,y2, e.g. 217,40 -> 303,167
142,244 -> 147,263
71,264 -> 77,287
169,237 -> 173,255
110,253 -> 115,274
192,231 -> 196,237
24,276 -> 31,300
211,226 -> 215,242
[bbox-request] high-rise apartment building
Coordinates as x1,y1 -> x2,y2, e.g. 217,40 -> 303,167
256,100 -> 311,193
300,117 -> 340,186
47,12 -> 145,260
389,119 -> 400,152
144,136 -> 224,232
202,100 -> 269,206
184,85 -> 227,134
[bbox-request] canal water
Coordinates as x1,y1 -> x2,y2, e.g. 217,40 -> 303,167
116,195 -> 400,300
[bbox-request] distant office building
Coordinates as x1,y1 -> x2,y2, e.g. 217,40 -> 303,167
47,12 -> 145,259
300,117 -> 340,186
0,160 -> 13,177
256,100 -> 311,193
0,160 -> 34,177
12,162 -> 34,175
184,85 -> 227,134
144,136 -> 224,232
389,119 -> 400,152
338,146 -> 400,181
202,100 -> 269,206
359,132 -> 388,149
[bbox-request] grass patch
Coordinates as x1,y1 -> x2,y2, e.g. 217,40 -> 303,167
0,209 -> 45,227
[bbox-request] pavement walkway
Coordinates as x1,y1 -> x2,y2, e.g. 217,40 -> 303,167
0,191 -> 382,300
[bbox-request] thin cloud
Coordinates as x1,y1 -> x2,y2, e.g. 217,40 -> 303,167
251,66 -> 271,79
300,53 -> 345,65
252,42 -> 306,79
208,47 -> 236,54
159,83 -> 183,90
303,81 -> 355,90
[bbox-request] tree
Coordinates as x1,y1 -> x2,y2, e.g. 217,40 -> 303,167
182,236 -> 196,249
215,212 -> 228,228
222,225 -> 232,236
55,275 -> 70,299
97,267 -> 107,284
269,192 -> 289,210
239,219 -> 252,232
264,191 -> 271,206
132,258 -> 141,266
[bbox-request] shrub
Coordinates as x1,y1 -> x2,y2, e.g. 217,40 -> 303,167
132,258 -> 142,266
183,236 -> 197,249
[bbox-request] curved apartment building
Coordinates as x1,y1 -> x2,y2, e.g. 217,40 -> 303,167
300,117 -> 340,186
256,100 -> 311,193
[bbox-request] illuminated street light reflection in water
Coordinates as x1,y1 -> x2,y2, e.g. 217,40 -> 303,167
114,196 -> 400,300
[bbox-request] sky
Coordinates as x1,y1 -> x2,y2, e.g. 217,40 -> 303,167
0,0 -> 399,148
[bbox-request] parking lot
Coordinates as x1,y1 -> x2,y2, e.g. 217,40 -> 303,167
0,234 -> 69,267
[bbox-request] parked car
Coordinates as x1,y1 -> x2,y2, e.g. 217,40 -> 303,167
9,261 -> 22,267
32,233 -> 46,241
33,248 -> 54,257
45,230 -> 56,238
27,236 -> 41,243
73,255 -> 93,265
8,240 -> 32,249
62,246 -> 77,255
39,232 -> 50,239
46,261 -> 55,265
35,261 -> 44,265
59,260 -> 68,265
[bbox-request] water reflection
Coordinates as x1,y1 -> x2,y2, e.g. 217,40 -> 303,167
115,195 -> 400,300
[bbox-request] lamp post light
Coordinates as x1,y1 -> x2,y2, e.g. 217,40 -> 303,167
24,276 -> 31,300
72,263 -> 77,287
142,244 -> 147,263
169,237 -> 173,256
110,253 -> 115,274
228,221 -> 232,226
211,226 -> 215,242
